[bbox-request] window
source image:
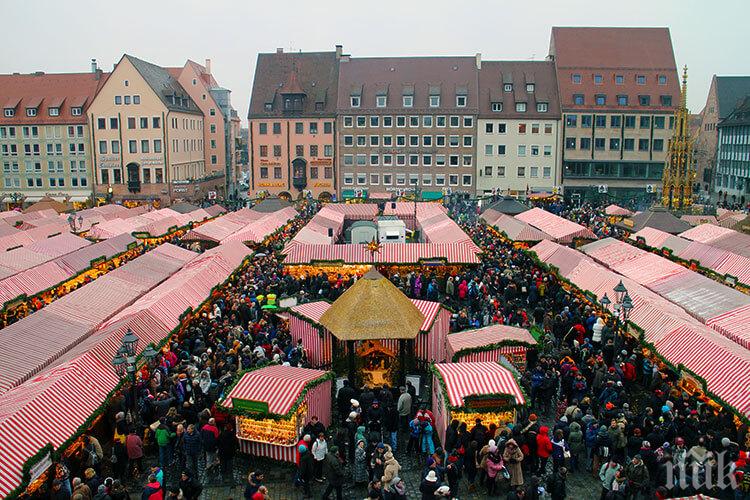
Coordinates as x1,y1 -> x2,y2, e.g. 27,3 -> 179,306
484,145 -> 493,155
383,154 -> 392,165
639,116 -> 651,128
408,174 -> 418,186
396,116 -> 406,127
274,167 -> 282,179
110,117 -> 118,129
624,115 -> 636,128
456,95 -> 467,107
309,122 -> 318,134
543,166 -> 551,179
595,95 -> 606,106
356,154 -> 366,166
382,116 -> 393,127
449,116 -> 460,127
639,95 -> 651,106
636,75 -> 646,85
343,116 -> 353,128
580,137 -> 591,150
652,139 -> 664,151
624,139 -> 635,151
370,154 -> 379,166
491,102 -> 502,112
530,167 -> 539,178
566,115 -> 577,127
322,122 -> 332,134
615,75 -> 624,85
376,95 -> 387,108
462,174 -> 472,186
449,135 -> 459,147
409,116 -> 419,127
382,135 -> 392,146
594,74 -> 604,84
343,173 -> 354,185
351,96 -> 361,107
638,139 -> 650,151
436,116 -> 446,127
669,116 -> 675,129
129,140 -> 137,153
273,145 -> 281,156
309,144 -> 319,157
396,135 -> 405,146
595,115 -> 606,127
402,95 -> 413,107
447,174 -> 458,186
529,145 -> 539,156
609,138 -> 620,150
96,118 -> 106,130
463,116 -> 473,127
273,122 -> 281,134
594,138 -> 606,150
369,116 -> 379,127
517,145 -> 526,156
572,74 -> 581,84
543,145 -> 552,156
504,84 -> 513,92
658,75 -> 667,85
48,107 -> 59,117
26,108 -> 37,117
518,123 -> 527,134
423,115 -> 433,127
462,135 -> 472,147
99,140 -> 107,154
581,115 -> 592,128
153,117 -> 160,129
497,145 -> 506,155
343,154 -> 353,166
449,155 -> 459,166
617,94 -> 628,106
484,123 -> 494,134
423,135 -> 432,147
516,102 -> 527,112
324,145 -> 333,157
124,95 -> 131,105
611,115 -> 622,127
114,95 -> 122,105
435,135 -> 445,147
573,94 -> 585,105
133,95 -> 140,104
409,154 -> 419,166
537,102 -> 548,112
370,135 -> 380,147
526,83 -> 535,93
565,138 -> 576,150
154,139 -> 162,153
517,166 -> 525,177
295,145 -> 304,156
370,174 -> 379,185
140,117 -> 148,129
259,123 -> 268,135
653,116 -> 665,129
141,140 -> 149,153
423,154 -> 432,166
295,122 -> 303,134
396,154 -> 406,166
356,135 -> 366,146
660,95 -> 672,106
429,95 -> 440,107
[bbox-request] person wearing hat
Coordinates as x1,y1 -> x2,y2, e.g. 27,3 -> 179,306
624,454 -> 650,497
297,443 -> 314,498
84,468 -> 101,497
384,476 -> 407,500
353,439 -> 369,486
49,478 -> 69,500
321,446 -> 346,500
434,484 -> 451,498
141,474 -> 163,500
419,470 -> 440,499
179,470 -> 202,500
546,466 -> 567,500
381,449 -> 401,490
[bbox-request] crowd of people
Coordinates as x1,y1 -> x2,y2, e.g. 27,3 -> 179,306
37,195 -> 750,500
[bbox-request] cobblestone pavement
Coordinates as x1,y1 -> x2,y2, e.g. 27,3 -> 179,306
128,434 -> 601,499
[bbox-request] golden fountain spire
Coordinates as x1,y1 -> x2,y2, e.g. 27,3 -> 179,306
662,65 -> 696,209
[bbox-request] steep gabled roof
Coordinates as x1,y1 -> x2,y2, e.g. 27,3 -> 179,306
478,61 -> 560,118
617,207 -> 692,234
124,55 -> 202,115
715,76 -> 750,120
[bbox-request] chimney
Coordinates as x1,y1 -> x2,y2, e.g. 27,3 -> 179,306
91,58 -> 98,73
276,47 -> 284,54
335,44 -> 343,59
205,58 -> 211,75
475,53 -> 482,70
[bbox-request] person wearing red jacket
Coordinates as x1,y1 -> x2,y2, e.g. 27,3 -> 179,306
142,473 -> 163,500
536,426 -> 553,474
622,359 -> 637,384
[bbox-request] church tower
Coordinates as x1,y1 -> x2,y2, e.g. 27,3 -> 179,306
662,66 -> 696,209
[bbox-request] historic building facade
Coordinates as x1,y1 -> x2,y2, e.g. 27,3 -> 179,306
248,47 -> 341,200
0,63 -> 106,208
715,96 -> 750,205
550,27 -> 680,203
476,60 -> 562,196
336,55 -> 479,198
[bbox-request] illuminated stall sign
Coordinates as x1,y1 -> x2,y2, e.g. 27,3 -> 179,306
234,399 -> 270,415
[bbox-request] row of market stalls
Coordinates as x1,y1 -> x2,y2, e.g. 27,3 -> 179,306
0,241 -> 249,499
86,207 -> 218,242
0,243 -> 197,395
0,233 -> 141,326
681,223 -> 750,259
631,226 -> 750,291
481,206 -> 597,246
530,239 -> 750,421
0,218 -> 72,252
222,268 -> 533,464
183,205 -> 299,247
580,238 -> 750,350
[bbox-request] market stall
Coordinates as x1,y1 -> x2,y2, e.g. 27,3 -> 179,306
219,365 -> 332,462
431,361 -> 527,445
446,324 -> 538,370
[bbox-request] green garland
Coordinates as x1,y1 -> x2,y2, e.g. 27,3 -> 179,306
429,362 -> 529,414
5,444 -> 55,499
215,368 -> 334,421
450,339 -> 535,362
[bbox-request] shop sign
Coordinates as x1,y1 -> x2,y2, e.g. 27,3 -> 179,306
313,182 -> 332,188
464,396 -> 511,410
173,187 -> 188,193
310,158 -> 332,166
208,191 -> 217,200
99,155 -> 120,169
29,451 -> 52,483
141,157 -> 163,166
259,159 -> 281,166
258,182 -> 285,187
234,398 -> 270,414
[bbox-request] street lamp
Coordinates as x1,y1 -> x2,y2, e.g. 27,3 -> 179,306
142,343 -> 159,363
121,329 -> 139,356
67,212 -> 84,232
601,281 -> 633,357
111,329 -> 140,417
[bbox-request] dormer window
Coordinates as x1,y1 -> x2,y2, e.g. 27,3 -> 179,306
526,83 -> 535,93
376,95 -> 387,108
26,108 -> 37,117
456,95 -> 467,107
504,84 -> 513,92
516,103 -> 527,112
429,95 -> 440,107
4,109 -> 15,117
491,102 -> 502,112
402,95 -> 413,107
264,103 -> 273,111
49,107 -> 60,116
537,102 -> 548,112
350,96 -> 360,108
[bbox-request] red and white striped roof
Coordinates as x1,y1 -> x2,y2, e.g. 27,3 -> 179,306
446,324 -> 537,357
282,241 -> 481,265
222,365 -> 328,415
681,224 -> 750,259
325,203 -> 379,220
605,204 -> 634,217
291,298 -> 442,332
222,207 -> 298,244
486,213 -> 552,242
680,214 -> 717,227
435,362 -> 525,407
515,207 -> 597,243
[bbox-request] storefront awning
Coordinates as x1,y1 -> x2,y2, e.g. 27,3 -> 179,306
421,191 -> 444,201
341,189 -> 368,200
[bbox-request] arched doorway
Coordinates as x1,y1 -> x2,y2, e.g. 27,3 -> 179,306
292,158 -> 307,191
126,162 -> 141,193
318,191 -> 333,203
278,191 -> 292,201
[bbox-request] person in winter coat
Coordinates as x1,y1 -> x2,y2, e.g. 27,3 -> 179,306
217,424 -> 237,485
297,445 -> 314,498
536,426 -> 553,474
381,451 -> 401,490
485,449 -> 505,496
546,467 -> 567,500
567,422 -> 585,473
624,455 -> 650,497
384,476 -> 407,500
599,458 -> 622,498
419,470 -> 440,500
353,440 -> 369,485
311,433 -> 328,481
322,447 -> 346,500
182,424 -> 202,476
154,423 -> 176,469
72,477 -> 92,500
126,429 -> 144,478
551,429 -> 569,474
140,474 -> 163,500
420,421 -> 436,455
503,438 -> 524,487
178,471 -> 202,500
607,420 -> 627,463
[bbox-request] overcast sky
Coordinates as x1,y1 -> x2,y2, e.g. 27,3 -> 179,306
3,0 -> 748,124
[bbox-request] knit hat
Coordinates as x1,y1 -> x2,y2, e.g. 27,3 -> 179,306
298,444 -> 307,453
84,468 -> 95,479
436,485 -> 450,494
425,470 -> 438,482
529,413 -> 538,421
